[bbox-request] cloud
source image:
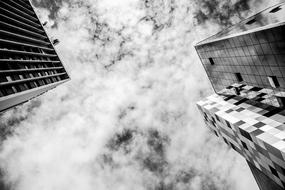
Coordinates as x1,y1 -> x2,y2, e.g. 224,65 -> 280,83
192,0 -> 283,27
0,0 -> 278,189
193,0 -> 251,26
31,0 -> 64,27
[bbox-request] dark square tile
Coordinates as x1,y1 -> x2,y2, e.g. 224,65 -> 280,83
253,122 -> 266,128
251,129 -> 264,136
270,166 -> 279,177
234,120 -> 246,127
236,107 -> 245,112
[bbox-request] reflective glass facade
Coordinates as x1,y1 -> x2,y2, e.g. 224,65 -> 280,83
197,3 -> 285,45
0,0 -> 69,112
196,24 -> 285,94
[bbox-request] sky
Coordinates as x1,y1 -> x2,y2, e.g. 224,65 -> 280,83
0,0 -> 282,190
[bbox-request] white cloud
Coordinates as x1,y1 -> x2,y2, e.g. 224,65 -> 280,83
0,0 -> 276,189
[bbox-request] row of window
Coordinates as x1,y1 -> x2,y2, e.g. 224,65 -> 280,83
0,70 -> 59,83
198,33 -> 283,53
0,61 -> 61,70
206,56 -> 284,68
0,43 -> 53,54
207,56 -> 285,78
0,75 -> 62,97
1,0 -> 43,30
245,6 -> 282,25
234,72 -> 280,88
200,42 -> 285,60
0,50 -> 57,61
208,66 -> 285,79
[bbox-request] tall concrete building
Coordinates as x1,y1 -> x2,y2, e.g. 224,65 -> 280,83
0,0 -> 69,112
196,2 -> 285,190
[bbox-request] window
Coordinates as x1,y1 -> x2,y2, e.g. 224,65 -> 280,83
52,77 -> 57,82
24,73 -> 30,79
6,76 -> 12,82
24,84 -> 29,90
45,78 -> 51,84
269,6 -> 281,13
19,84 -> 28,91
12,75 -> 20,81
29,82 -> 37,88
241,141 -> 248,150
0,90 -> 4,97
230,143 -> 236,151
223,138 -> 228,144
38,80 -> 45,86
209,58 -> 215,65
267,76 -> 279,88
0,76 -> 7,83
4,87 -> 13,95
240,128 -> 252,141
234,87 -> 241,95
276,96 -> 285,107
11,86 -> 17,93
269,166 -> 279,177
0,63 -> 9,70
235,73 -> 243,82
246,18 -> 256,25
251,87 -> 262,91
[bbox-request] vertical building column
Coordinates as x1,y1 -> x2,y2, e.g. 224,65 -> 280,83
247,161 -> 284,190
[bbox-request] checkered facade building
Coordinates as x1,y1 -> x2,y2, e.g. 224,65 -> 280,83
196,2 -> 285,190
197,93 -> 285,188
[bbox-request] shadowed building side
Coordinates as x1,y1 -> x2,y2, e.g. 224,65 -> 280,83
248,161 -> 284,190
0,0 -> 70,112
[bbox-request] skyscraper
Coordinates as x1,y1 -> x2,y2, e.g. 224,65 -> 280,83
0,0 -> 69,112
195,2 -> 285,190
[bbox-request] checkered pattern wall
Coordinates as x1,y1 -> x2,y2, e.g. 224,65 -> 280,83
219,83 -> 285,107
197,94 -> 285,188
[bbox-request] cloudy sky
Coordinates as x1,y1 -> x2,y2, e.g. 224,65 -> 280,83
0,0 -> 282,190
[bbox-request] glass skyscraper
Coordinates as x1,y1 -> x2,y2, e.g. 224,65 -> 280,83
0,0 -> 69,112
196,2 -> 285,190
